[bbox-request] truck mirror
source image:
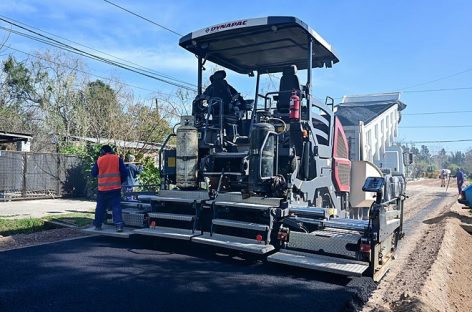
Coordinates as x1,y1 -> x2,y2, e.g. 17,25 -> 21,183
403,152 -> 413,166
362,177 -> 385,193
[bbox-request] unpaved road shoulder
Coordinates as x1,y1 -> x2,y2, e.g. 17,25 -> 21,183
363,180 -> 472,312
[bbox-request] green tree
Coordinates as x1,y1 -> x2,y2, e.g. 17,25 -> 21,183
1,56 -> 41,133
2,55 -> 38,104
437,148 -> 448,168
417,145 -> 431,162
59,142 -> 102,198
137,156 -> 160,191
1,52 -> 89,150
1,52 -> 173,153
449,151 -> 465,167
463,149 -> 472,175
84,79 -> 123,140
125,102 -> 171,147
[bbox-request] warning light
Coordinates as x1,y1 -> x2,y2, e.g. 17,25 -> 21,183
360,243 -> 371,253
277,230 -> 288,242
256,234 -> 263,241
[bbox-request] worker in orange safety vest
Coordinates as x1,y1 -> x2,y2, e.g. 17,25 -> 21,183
91,145 -> 128,232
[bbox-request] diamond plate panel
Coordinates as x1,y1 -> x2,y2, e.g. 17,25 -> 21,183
268,249 -> 369,276
122,213 -> 145,227
288,229 -> 361,258
148,212 -> 194,222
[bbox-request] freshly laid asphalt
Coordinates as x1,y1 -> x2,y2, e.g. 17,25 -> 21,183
0,236 -> 375,312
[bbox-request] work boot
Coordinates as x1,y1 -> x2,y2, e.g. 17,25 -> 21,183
116,225 -> 123,233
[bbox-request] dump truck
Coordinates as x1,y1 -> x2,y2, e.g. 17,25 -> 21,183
335,93 -> 409,220
86,16 -> 410,282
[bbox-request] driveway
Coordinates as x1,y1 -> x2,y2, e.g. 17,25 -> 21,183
0,199 -> 95,219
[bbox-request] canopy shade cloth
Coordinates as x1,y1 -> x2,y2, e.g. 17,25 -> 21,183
179,16 -> 339,74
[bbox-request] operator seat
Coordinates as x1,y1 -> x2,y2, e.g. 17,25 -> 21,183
277,65 -> 301,114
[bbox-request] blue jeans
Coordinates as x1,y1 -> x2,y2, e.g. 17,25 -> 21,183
94,190 -> 123,226
124,186 -> 134,201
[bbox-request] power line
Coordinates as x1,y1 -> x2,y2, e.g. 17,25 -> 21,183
401,125 -> 472,128
3,44 -> 177,97
5,12 -> 471,105
403,110 -> 472,115
0,14 -> 194,87
333,85 -> 472,101
398,68 -> 472,91
1,26 -> 196,91
0,23 -> 196,90
408,139 -> 472,144
103,0 -> 182,36
0,23 -> 11,50
0,18 -> 197,91
9,13 -> 467,98
403,86 -> 472,93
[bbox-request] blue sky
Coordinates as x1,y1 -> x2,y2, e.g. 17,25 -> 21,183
1,0 -> 471,153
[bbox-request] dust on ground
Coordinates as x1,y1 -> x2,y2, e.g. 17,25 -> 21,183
363,179 -> 472,312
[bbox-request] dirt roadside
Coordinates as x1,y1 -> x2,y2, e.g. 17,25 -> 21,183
0,228 -> 89,251
363,180 -> 472,312
0,198 -> 95,251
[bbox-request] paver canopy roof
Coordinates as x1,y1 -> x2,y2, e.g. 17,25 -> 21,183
179,16 -> 339,74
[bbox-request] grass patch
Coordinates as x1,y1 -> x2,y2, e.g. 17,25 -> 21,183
0,212 -> 94,236
0,218 -> 47,236
45,212 -> 94,227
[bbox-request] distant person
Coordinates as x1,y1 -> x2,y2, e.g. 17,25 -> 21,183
456,168 -> 465,195
123,154 -> 143,200
91,145 -> 128,232
439,169 -> 450,187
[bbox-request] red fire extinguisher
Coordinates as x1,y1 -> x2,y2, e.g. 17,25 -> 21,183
289,90 -> 300,120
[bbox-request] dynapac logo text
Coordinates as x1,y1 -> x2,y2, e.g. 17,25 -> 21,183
205,20 -> 247,33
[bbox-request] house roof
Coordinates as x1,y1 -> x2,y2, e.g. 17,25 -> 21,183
68,136 -> 163,151
0,131 -> 32,143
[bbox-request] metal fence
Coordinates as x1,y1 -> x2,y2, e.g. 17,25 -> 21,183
0,150 -> 85,201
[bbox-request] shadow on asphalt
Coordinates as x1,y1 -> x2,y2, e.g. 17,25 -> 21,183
126,235 -> 352,285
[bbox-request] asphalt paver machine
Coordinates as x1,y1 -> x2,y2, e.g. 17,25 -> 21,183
89,17 -> 407,282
